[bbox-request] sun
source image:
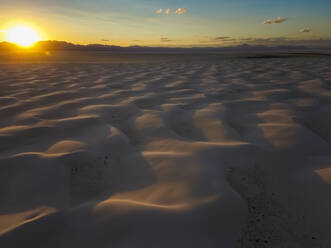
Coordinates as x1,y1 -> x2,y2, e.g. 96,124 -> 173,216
6,26 -> 40,47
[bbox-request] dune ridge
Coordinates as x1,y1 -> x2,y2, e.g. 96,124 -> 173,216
1,57 -> 331,247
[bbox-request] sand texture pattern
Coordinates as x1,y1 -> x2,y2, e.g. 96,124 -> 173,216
1,57 -> 331,247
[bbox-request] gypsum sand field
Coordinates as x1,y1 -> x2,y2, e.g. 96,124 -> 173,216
0,56 -> 331,247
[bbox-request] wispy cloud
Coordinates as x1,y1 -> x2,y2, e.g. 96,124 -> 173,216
200,36 -> 237,43
200,36 -> 331,47
160,37 -> 173,42
300,28 -> 311,33
274,17 -> 287,23
155,7 -> 185,15
215,36 -> 232,41
263,17 -> 287,24
263,20 -> 273,24
175,8 -> 187,15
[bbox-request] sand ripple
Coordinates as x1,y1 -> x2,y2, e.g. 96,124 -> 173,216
1,57 -> 331,247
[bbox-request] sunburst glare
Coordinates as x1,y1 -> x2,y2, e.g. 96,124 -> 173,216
6,26 -> 40,47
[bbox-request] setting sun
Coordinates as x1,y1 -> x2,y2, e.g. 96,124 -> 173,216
6,26 -> 40,47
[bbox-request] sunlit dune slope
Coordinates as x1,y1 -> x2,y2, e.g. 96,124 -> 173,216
1,57 -> 331,247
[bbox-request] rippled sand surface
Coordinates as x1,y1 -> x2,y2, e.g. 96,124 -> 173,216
1,56 -> 331,247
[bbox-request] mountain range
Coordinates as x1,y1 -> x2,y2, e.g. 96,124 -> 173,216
1,40 -> 330,53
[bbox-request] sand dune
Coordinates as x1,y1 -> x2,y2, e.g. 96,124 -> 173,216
1,56 -> 331,247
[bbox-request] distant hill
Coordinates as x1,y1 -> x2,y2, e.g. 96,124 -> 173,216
0,40 -> 330,53
0,42 -> 20,51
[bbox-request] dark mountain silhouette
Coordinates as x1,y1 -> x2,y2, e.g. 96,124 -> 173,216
0,42 -> 20,51
0,40 -> 330,53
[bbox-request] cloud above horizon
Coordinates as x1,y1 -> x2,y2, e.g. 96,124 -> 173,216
156,7 -> 185,15
160,37 -> 173,42
175,8 -> 187,15
198,36 -> 331,47
300,28 -> 312,33
215,36 -> 232,41
263,17 -> 287,24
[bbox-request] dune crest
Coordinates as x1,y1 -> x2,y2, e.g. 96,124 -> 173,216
1,56 -> 331,247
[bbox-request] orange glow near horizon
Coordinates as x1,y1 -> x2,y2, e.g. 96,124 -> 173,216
5,25 -> 42,47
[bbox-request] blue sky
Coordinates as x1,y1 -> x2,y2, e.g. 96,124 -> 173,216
1,0 -> 331,46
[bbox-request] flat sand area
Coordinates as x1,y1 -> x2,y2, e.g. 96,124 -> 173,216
1,55 -> 331,247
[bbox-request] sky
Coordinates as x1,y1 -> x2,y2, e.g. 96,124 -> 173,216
0,0 -> 331,47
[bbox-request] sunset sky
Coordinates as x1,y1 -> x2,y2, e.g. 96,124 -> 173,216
1,0 -> 331,47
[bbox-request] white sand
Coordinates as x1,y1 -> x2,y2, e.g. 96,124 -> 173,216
0,57 -> 331,247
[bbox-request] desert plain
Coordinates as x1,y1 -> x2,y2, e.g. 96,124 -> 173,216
0,54 -> 331,247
